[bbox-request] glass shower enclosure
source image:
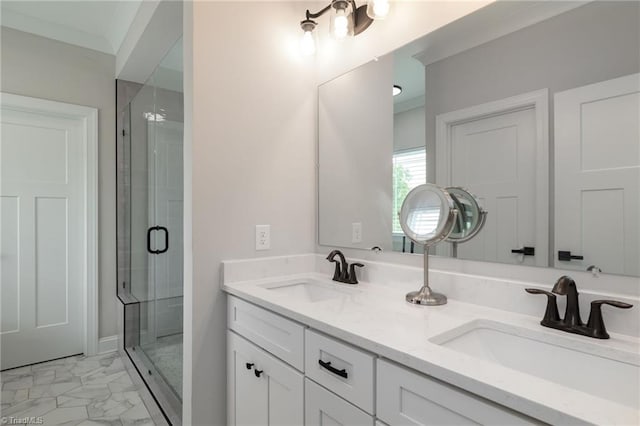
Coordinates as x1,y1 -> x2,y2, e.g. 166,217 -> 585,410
117,38 -> 184,424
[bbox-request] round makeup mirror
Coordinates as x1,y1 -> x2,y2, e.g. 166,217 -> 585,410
399,184 -> 457,306
446,187 -> 487,257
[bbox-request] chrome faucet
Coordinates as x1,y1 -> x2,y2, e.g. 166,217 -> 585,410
326,250 -> 364,284
526,276 -> 633,339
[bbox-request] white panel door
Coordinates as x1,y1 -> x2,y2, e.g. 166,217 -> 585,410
554,73 -> 639,275
1,104 -> 85,369
445,107 -> 542,266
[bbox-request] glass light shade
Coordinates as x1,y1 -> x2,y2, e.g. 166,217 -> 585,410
330,2 -> 353,39
367,0 -> 390,19
300,30 -> 316,56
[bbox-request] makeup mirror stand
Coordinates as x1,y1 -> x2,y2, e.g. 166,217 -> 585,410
405,246 -> 448,305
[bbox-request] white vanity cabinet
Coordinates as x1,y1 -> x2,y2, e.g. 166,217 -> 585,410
227,331 -> 303,426
226,295 -> 542,426
377,360 -> 539,426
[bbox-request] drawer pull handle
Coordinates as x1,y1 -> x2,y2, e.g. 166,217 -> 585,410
246,363 -> 254,370
254,369 -> 263,378
318,360 -> 348,379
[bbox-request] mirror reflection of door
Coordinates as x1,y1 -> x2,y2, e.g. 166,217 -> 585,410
554,73 -> 639,276
436,90 -> 549,266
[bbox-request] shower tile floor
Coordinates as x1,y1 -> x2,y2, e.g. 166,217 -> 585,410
1,352 -> 156,425
140,334 -> 183,398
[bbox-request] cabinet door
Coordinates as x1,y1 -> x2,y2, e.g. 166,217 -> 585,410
305,379 -> 374,426
228,331 -> 304,426
234,342 -> 268,425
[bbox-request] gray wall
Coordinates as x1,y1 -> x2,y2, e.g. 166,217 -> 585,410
319,56 -> 394,251
1,27 -> 117,338
425,1 -> 640,182
116,79 -> 142,307
185,2 -> 317,423
394,105 -> 425,152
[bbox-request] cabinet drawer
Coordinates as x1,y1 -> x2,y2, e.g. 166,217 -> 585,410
305,379 -> 374,426
305,329 -> 375,414
377,360 -> 540,425
228,296 -> 304,370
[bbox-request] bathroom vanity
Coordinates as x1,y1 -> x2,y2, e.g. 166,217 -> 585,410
222,3 -> 640,424
222,255 -> 639,426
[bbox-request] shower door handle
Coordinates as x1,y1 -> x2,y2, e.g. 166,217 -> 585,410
157,226 -> 169,254
147,227 -> 158,254
147,226 -> 169,254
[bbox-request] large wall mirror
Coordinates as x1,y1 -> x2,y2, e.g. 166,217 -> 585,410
318,1 -> 640,277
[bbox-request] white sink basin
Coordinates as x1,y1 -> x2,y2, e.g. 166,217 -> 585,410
260,279 -> 353,303
431,320 -> 640,409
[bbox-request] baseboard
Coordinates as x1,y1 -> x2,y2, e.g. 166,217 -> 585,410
98,335 -> 118,354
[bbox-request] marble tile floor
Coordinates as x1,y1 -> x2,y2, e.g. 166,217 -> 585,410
1,352 -> 156,425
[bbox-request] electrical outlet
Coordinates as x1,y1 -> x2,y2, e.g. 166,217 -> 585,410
255,225 -> 271,250
352,222 -> 362,243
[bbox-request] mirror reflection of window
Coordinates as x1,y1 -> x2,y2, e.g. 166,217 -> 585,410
392,148 -> 426,233
408,208 -> 440,236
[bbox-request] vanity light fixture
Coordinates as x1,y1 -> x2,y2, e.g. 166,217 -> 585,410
300,20 -> 317,56
299,0 -> 390,55
393,85 -> 402,96
366,0 -> 390,20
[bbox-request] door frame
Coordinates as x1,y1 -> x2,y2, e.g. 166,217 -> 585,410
1,92 -> 99,356
435,89 -> 549,266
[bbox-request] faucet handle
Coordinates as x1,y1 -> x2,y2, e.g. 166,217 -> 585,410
585,299 -> 633,339
346,263 -> 364,284
592,300 -> 633,309
525,288 -> 554,296
525,288 -> 561,326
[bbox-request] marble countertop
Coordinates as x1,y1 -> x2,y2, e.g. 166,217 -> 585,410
222,272 -> 640,426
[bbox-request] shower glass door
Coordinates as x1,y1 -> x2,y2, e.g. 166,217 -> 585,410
119,38 -> 184,422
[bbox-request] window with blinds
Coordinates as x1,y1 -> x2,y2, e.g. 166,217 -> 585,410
393,148 -> 427,233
